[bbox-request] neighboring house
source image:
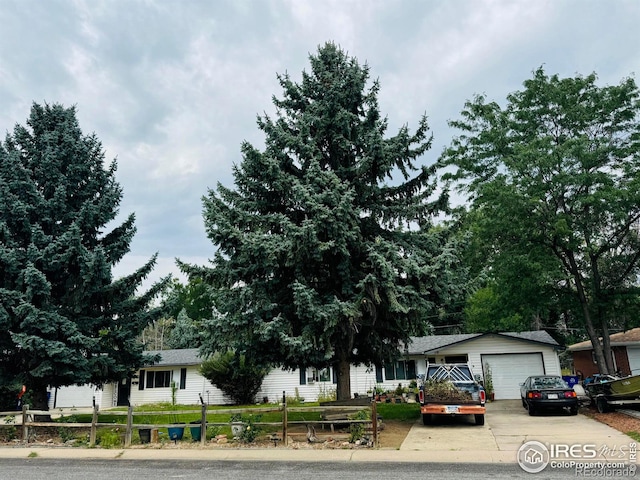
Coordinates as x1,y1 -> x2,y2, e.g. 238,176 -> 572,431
568,328 -> 640,379
48,330 -> 563,407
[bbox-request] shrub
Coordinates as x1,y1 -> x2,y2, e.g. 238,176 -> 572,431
348,409 -> 370,443
199,351 -> 269,405
317,385 -> 336,403
230,413 -> 262,443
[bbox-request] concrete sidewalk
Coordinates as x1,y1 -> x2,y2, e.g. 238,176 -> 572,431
0,400 -> 634,464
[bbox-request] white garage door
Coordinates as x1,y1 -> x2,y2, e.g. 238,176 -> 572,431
482,353 -> 545,400
627,347 -> 640,376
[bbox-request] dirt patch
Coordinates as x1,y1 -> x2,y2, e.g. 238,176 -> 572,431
581,406 -> 640,436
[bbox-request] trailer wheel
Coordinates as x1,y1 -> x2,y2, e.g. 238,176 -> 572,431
422,413 -> 432,426
475,414 -> 485,426
596,397 -> 610,413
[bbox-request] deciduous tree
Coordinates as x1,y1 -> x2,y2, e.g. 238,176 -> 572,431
442,68 -> 640,374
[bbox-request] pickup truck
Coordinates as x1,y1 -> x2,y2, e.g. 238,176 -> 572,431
418,363 -> 486,426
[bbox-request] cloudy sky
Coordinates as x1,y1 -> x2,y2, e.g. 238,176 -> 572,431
1,0 -> 638,292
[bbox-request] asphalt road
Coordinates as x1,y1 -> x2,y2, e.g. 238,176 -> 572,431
0,459 -> 585,480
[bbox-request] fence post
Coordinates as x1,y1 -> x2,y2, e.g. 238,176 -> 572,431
371,399 -> 378,447
21,403 -> 28,444
200,402 -> 207,447
89,400 -> 98,447
125,405 -> 133,447
282,391 -> 288,446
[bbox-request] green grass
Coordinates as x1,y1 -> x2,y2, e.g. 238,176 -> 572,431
626,431 -> 640,442
376,402 -> 420,422
54,401 -> 420,439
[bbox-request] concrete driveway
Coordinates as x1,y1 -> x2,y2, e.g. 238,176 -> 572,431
399,400 -> 636,463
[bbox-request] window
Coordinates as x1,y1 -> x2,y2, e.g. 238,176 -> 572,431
179,368 -> 187,390
444,355 -> 468,363
301,367 -> 331,384
146,370 -> 171,388
383,360 -> 416,381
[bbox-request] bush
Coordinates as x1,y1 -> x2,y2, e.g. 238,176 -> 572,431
230,413 -> 262,443
199,351 -> 269,405
348,409 -> 370,443
97,429 -> 123,448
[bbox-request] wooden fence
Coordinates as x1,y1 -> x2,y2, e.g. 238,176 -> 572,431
0,394 -> 378,448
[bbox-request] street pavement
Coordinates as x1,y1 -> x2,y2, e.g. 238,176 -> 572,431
0,400 -> 634,464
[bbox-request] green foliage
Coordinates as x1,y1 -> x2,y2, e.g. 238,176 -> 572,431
97,429 -> 123,448
348,409 -> 370,443
316,384 -> 336,403
230,413 -> 262,443
285,387 -> 305,405
181,42 -> 462,402
0,416 -> 17,441
464,284 -> 525,333
443,68 -> 640,370
57,413 -> 81,443
0,103 -> 169,410
199,351 -> 269,405
482,364 -> 494,395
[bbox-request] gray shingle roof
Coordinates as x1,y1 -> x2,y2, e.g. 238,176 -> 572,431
144,348 -> 202,366
405,330 -> 561,355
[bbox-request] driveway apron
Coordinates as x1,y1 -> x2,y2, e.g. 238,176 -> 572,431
400,399 -> 635,463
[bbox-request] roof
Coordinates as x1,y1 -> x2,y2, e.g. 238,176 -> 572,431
144,348 -> 202,367
405,331 -> 561,355
568,327 -> 640,351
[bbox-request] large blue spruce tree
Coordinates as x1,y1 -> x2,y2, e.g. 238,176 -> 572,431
183,43 -> 463,400
0,103 -> 167,411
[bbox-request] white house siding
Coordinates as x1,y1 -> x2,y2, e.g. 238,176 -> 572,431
130,366 -> 226,406
627,347 -> 640,376
47,384 -> 112,409
256,365 -> 381,403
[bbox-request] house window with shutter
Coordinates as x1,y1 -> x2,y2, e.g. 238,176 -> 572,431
145,370 -> 171,388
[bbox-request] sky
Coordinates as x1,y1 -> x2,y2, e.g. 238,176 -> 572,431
1,0 -> 639,293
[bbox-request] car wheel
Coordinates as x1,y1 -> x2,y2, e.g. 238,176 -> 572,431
522,398 -> 527,408
569,406 -> 578,415
528,404 -> 536,416
475,414 -> 485,426
596,397 -> 610,413
422,413 -> 432,426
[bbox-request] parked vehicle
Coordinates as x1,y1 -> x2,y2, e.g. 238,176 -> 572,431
583,373 -> 640,413
520,375 -> 578,416
418,363 -> 486,426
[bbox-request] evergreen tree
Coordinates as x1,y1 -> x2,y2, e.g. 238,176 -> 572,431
0,103 -> 168,411
182,43 -> 462,400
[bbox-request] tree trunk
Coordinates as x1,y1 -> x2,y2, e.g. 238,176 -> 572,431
30,383 -> 52,422
334,354 -> 352,402
566,255 -> 610,375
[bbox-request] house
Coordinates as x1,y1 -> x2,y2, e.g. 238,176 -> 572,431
404,331 -> 562,399
48,330 -> 563,408
568,328 -> 640,378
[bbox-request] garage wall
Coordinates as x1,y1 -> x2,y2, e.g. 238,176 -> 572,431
424,334 -> 561,399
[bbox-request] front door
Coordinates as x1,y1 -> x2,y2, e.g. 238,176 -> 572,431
117,378 -> 131,406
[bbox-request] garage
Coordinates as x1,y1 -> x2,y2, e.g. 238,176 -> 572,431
481,353 -> 545,400
627,347 -> 640,375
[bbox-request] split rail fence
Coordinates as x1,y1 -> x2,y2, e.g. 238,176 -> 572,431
0,393 -> 378,448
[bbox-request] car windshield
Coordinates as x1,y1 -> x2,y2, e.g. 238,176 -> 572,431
531,377 -> 568,389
